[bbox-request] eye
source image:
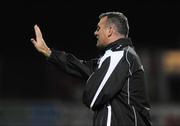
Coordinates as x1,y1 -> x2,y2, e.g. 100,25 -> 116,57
96,26 -> 100,31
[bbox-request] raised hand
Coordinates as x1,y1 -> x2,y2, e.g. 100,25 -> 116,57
31,24 -> 51,57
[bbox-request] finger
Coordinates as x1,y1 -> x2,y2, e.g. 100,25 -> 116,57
34,24 -> 43,39
31,38 -> 37,45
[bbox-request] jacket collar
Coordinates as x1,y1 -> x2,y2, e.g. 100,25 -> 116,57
98,38 -> 133,56
104,37 -> 133,51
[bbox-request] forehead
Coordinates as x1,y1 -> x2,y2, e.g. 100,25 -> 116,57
98,16 -> 108,26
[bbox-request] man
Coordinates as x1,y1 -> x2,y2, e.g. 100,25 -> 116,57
31,12 -> 152,126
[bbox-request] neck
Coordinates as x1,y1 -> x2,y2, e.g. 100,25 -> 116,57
107,34 -> 126,45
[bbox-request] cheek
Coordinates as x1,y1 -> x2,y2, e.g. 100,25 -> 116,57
101,32 -> 108,40
99,31 -> 105,37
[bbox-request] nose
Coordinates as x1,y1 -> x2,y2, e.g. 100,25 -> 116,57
94,30 -> 98,36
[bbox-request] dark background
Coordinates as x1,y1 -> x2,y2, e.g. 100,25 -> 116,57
1,1 -> 180,98
0,1 -> 180,125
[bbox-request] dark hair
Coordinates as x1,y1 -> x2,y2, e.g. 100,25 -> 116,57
99,12 -> 129,37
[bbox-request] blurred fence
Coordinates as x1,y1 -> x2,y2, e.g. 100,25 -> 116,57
0,100 -> 180,126
0,99 -> 92,126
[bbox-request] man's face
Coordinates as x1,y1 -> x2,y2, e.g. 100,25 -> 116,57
94,16 -> 109,48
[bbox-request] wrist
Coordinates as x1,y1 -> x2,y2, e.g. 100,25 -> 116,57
43,48 -> 52,57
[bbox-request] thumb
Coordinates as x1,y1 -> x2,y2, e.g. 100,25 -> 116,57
31,38 -> 36,44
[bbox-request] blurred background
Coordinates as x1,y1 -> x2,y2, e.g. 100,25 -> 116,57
0,0 -> 180,126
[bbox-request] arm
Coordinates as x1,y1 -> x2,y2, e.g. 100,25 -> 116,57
31,24 -> 96,80
47,49 -> 97,80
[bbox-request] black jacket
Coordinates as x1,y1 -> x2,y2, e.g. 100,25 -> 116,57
47,38 -> 152,126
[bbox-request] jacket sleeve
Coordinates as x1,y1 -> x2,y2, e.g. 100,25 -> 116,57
83,50 -> 133,110
47,49 -> 97,80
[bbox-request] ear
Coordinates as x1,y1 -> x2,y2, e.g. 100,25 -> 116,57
107,26 -> 113,38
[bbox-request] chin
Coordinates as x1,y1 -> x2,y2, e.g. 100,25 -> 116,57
96,43 -> 101,48
96,44 -> 105,49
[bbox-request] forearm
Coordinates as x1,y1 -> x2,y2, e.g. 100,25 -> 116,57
47,49 -> 93,80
